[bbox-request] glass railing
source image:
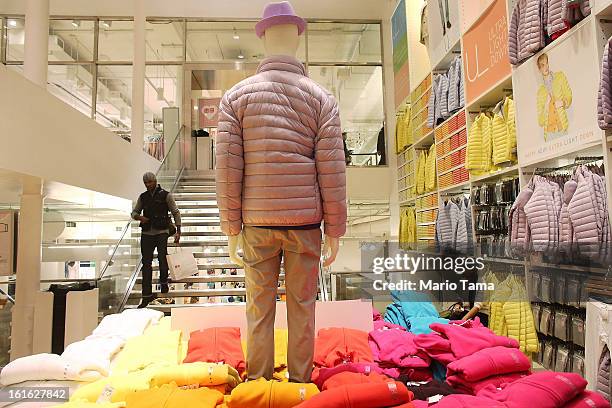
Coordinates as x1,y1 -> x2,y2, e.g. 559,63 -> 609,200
97,125 -> 186,315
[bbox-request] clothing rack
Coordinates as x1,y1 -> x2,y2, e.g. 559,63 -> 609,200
533,156 -> 604,175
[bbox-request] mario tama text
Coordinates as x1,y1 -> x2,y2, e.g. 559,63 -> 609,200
372,279 -> 495,292
371,253 -> 486,275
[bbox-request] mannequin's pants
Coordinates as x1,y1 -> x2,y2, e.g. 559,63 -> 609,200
242,226 -> 322,383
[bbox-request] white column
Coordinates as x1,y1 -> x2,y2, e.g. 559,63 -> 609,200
131,0 -> 146,145
10,176 -> 44,360
23,0 -> 49,86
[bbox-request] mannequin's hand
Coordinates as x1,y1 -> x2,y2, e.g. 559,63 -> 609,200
322,235 -> 340,267
228,234 -> 244,268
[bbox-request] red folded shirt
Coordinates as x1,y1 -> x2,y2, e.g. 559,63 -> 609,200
183,327 -> 246,375
314,328 -> 373,368
312,363 -> 385,389
295,381 -> 413,408
322,371 -> 393,391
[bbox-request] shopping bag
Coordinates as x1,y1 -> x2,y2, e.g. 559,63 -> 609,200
166,250 -> 198,280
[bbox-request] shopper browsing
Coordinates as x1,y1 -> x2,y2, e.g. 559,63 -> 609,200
215,1 -> 347,383
132,172 -> 182,308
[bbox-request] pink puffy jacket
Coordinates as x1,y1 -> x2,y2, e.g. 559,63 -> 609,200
215,55 -> 347,237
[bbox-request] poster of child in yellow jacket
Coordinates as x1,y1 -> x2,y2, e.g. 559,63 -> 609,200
536,53 -> 573,141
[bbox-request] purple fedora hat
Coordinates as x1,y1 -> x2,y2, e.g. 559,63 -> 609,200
255,1 -> 306,38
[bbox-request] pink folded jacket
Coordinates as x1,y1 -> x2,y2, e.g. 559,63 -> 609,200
380,366 -> 432,382
564,391 -> 611,408
311,363 -> 384,389
447,346 -> 531,382
447,371 -> 529,395
414,323 -> 519,365
369,327 -> 431,369
373,320 -> 407,331
477,371 -> 588,408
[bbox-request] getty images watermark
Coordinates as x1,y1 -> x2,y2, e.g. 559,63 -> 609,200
369,252 -> 496,292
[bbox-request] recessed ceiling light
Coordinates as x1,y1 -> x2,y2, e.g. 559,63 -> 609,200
8,19 -> 17,28
237,50 -> 245,59
102,20 -> 112,29
233,28 -> 239,40
72,20 -> 81,28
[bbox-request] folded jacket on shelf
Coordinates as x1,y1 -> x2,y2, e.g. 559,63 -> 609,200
313,327 -> 373,368
413,323 -> 518,365
148,362 -> 241,392
476,371 -> 588,407
446,371 -> 529,395
321,371 -> 393,391
70,372 -> 152,403
184,327 -> 246,375
446,346 -> 531,383
125,383 -> 223,408
91,309 -> 163,340
294,381 -> 413,408
228,378 -> 319,408
0,353 -> 108,386
112,327 -> 182,374
564,391 -> 611,408
383,291 -> 449,335
311,363 -> 385,390
369,327 -> 431,371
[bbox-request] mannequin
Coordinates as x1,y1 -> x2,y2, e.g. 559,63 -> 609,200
216,1 -> 346,384
227,24 -> 340,269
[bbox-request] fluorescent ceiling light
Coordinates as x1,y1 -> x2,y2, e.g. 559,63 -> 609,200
8,20 -> 17,28
72,20 -> 81,28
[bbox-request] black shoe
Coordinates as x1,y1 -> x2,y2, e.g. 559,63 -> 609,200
447,21 -> 452,29
138,296 -> 153,308
160,283 -> 169,294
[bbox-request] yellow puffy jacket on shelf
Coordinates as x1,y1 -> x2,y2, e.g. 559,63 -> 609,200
491,96 -> 517,165
399,207 -> 416,250
466,113 -> 492,175
395,106 -> 412,153
415,150 -> 427,195
425,144 -> 437,192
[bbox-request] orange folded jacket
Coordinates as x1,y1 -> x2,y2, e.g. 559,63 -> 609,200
313,328 -> 373,368
228,378 -> 319,408
125,383 -> 223,408
295,381 -> 413,408
183,327 -> 246,376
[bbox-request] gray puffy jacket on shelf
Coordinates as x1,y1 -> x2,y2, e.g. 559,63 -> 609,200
599,38 -> 612,130
435,200 -> 459,252
509,0 -> 545,65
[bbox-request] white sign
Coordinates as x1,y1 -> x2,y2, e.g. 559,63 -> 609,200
0,211 -> 14,276
513,20 -> 602,166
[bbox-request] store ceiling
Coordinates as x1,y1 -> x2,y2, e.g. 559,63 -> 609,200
1,0 -> 389,20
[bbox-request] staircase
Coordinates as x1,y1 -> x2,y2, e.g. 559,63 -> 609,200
126,170 -> 286,314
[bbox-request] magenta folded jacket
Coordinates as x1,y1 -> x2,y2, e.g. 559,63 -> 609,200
373,320 -> 407,331
447,346 -> 531,382
564,391 -> 611,408
414,323 -> 519,365
312,363 -> 384,390
369,327 -> 431,369
446,371 -> 529,395
477,371 -> 588,408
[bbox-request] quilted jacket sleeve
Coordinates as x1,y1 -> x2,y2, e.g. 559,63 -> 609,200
316,95 -> 347,238
508,5 -> 519,65
215,93 -> 244,236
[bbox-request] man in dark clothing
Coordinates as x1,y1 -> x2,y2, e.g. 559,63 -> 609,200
131,172 -> 182,308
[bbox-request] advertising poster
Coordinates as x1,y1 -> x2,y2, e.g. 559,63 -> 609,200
198,97 -> 222,128
514,19 -> 602,166
392,0 -> 410,108
0,211 -> 14,276
427,0 -> 461,68
462,0 -> 511,105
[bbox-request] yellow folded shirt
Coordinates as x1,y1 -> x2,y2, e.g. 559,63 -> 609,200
112,329 -> 182,374
125,383 -> 223,408
149,362 -> 241,392
228,378 -> 318,408
70,372 -> 152,403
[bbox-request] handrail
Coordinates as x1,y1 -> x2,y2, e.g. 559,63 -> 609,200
0,287 -> 15,304
117,165 -> 185,312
